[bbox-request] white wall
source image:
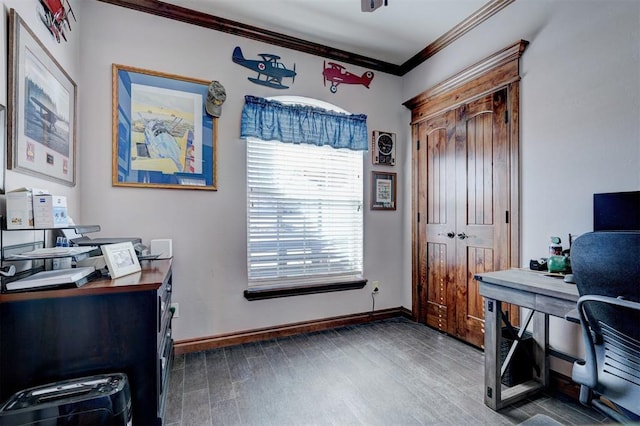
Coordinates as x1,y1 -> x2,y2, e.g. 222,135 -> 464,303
403,0 -> 640,374
78,1 -> 407,340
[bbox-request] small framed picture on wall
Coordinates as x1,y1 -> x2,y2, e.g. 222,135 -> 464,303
371,171 -> 396,210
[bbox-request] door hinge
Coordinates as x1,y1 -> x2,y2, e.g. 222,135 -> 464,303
504,110 -> 509,123
417,212 -> 420,223
487,387 -> 493,398
488,300 -> 494,312
505,210 -> 509,223
416,140 -> 420,150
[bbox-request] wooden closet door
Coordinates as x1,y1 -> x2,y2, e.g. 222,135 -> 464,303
409,41 -> 526,350
453,88 -> 511,348
417,110 -> 457,334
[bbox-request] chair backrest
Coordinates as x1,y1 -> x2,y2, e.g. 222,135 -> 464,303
571,230 -> 640,340
571,231 -> 640,419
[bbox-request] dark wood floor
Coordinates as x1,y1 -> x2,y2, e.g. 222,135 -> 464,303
164,317 -> 610,426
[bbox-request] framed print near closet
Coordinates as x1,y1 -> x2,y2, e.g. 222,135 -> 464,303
112,64 -> 217,190
371,171 -> 396,210
7,9 -> 77,186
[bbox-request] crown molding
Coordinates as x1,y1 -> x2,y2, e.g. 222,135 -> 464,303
403,39 -> 528,114
399,0 -> 515,74
97,0 -> 513,76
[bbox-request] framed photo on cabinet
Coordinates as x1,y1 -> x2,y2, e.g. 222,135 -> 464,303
101,242 -> 141,279
371,171 -> 396,210
112,64 -> 217,190
7,9 -> 77,186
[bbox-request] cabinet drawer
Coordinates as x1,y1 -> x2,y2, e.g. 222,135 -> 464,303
157,275 -> 172,334
157,320 -> 173,419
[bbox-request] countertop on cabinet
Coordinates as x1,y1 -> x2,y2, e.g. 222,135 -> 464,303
0,258 -> 172,302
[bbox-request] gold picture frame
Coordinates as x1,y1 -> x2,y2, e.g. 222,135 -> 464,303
112,64 -> 217,190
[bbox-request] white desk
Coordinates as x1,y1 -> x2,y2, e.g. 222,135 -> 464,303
475,268 -> 579,410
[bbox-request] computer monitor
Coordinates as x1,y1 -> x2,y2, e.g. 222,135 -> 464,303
593,191 -> 640,231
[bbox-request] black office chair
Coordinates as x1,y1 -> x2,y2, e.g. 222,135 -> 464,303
570,231 -> 640,423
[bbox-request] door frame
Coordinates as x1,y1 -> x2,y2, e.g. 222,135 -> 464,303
404,40 -> 528,322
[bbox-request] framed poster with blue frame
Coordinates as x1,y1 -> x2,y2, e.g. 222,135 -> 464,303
112,64 -> 217,190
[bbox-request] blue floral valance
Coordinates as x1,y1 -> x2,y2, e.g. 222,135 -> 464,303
240,96 -> 368,151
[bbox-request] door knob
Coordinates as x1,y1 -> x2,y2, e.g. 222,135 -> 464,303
457,232 -> 468,240
438,232 -> 456,239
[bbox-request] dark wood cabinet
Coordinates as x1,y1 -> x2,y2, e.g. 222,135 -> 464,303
0,259 -> 173,425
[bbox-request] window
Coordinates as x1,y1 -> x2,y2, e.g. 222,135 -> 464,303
245,97 -> 364,289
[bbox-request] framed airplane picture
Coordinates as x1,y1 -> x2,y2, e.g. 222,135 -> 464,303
112,64 -> 217,190
7,9 -> 77,186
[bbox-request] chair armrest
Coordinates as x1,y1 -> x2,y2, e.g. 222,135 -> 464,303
572,295 -> 640,390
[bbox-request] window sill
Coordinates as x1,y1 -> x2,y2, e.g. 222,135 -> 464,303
244,279 -> 367,301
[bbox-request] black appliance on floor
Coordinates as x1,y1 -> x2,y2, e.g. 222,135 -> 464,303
0,373 -> 131,426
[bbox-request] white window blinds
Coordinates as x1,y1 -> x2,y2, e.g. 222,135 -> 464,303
247,138 -> 363,287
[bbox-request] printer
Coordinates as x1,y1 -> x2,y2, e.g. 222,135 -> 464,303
0,373 -> 132,426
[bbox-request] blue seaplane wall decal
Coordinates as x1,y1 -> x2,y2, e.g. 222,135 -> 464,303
232,46 -> 296,89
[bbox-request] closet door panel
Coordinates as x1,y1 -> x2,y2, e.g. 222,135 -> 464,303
420,111 -> 456,333
426,242 -> 449,331
454,89 -> 510,348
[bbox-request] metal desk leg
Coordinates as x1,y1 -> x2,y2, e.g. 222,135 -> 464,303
484,297 -> 502,410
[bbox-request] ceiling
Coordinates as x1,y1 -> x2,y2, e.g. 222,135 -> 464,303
99,0 -> 514,75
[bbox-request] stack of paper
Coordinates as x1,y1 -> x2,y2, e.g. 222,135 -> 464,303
5,246 -> 98,260
6,267 -> 96,291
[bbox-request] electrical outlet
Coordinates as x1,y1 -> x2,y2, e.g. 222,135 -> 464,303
170,302 -> 180,318
372,281 -> 380,293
